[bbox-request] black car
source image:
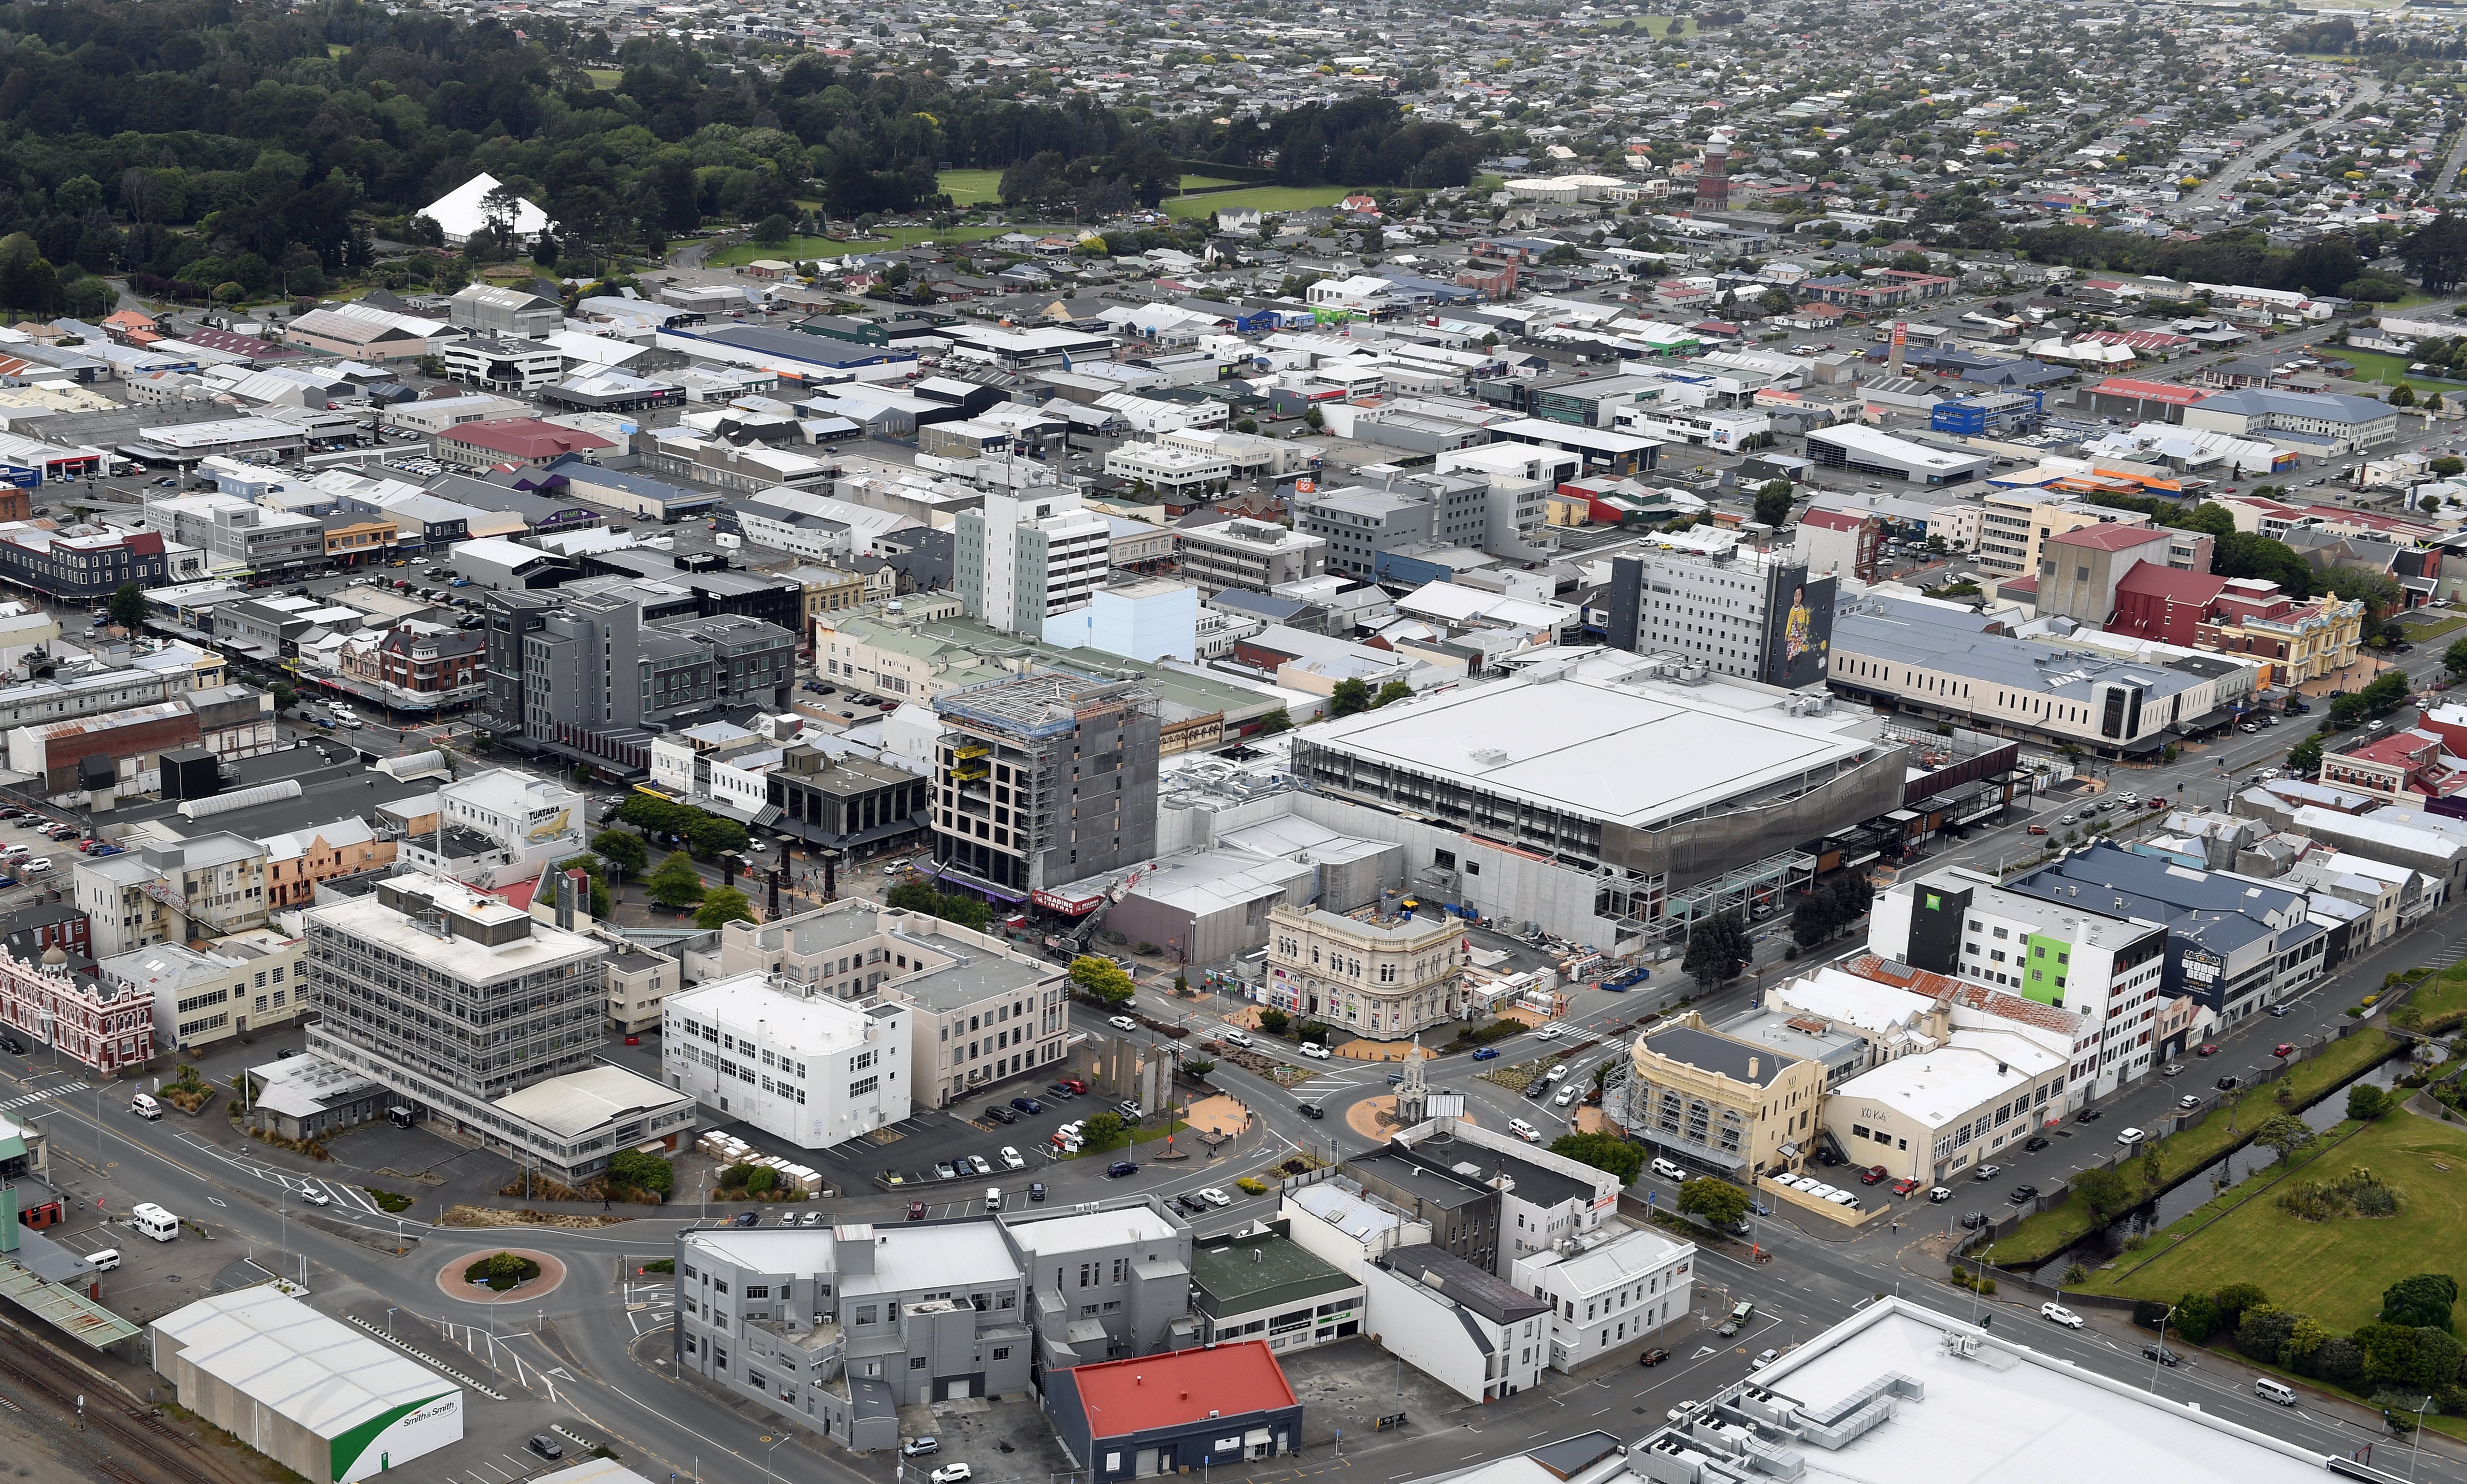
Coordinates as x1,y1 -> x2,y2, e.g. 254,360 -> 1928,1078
1013,1095 -> 1044,1115
1175,1193 -> 1209,1213
2215,1075 -> 2240,1091
2077,1108 -> 2104,1123
733,1211 -> 759,1227
1028,1181 -> 1047,1202
528,1436 -> 565,1460
0,1033 -> 23,1055
2023,1135 -> 2050,1152
2008,1185 -> 2040,1205
1297,1103 -> 1325,1120
2143,1344 -> 2180,1368
1524,1079 -> 1552,1101
1959,1211 -> 1990,1230
1105,1161 -> 1139,1178
985,1105 -> 1018,1124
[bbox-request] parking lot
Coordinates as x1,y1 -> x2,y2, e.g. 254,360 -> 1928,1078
0,801 -> 104,902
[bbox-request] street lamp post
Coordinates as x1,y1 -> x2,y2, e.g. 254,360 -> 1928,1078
2407,1394 -> 2435,1480
2148,1306 -> 2174,1391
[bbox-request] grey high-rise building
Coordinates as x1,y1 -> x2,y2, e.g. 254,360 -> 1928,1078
928,674 -> 1159,899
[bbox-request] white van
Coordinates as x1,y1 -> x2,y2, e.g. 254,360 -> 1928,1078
129,1092 -> 161,1120
86,1249 -> 120,1272
985,1187 -> 1003,1212
2254,1378 -> 2297,1407
1507,1118 -> 1542,1143
129,1202 -> 179,1241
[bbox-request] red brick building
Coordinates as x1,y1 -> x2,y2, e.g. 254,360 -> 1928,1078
0,946 -> 154,1076
436,418 -> 615,472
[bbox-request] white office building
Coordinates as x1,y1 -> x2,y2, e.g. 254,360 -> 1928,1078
1511,1224 -> 1695,1373
661,970 -> 913,1149
953,486 -> 1112,635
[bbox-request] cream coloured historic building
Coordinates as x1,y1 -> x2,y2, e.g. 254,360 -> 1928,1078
1264,902 -> 1466,1040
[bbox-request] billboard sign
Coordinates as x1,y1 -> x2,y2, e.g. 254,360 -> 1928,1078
0,465 -> 37,489
1758,565 -> 1835,690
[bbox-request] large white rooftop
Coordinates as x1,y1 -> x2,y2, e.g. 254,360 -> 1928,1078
1298,649 -> 1888,828
1829,1031 -> 2063,1130
664,970 -> 886,1058
1003,1203 -> 1178,1255
151,1287 -> 457,1440
1737,1299 -> 2330,1484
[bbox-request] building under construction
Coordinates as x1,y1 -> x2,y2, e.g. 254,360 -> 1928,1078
925,673 -> 1160,905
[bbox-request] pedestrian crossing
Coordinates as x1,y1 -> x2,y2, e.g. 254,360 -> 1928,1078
0,1079 -> 86,1112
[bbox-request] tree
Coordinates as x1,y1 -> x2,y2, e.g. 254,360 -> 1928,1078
592,829 -> 649,879
2445,636 -> 2467,679
2381,1274 -> 2460,1333
689,813 -> 750,859
1069,955 -> 1137,1004
270,682 -> 297,712
2071,1165 -> 2138,1219
1082,1110 -> 1125,1147
108,581 -> 147,633
2287,729 -> 2326,778
2173,1293 -> 2220,1344
607,1148 -> 674,1198
1676,1175 -> 1750,1229
2212,1282 -> 2272,1335
2252,1112 -> 2313,1162
751,213 -> 796,245
645,850 -> 706,908
1753,480 -> 1794,529
697,886 -> 757,929
1256,709 -> 1293,735
1372,679 -> 1414,707
1549,1131 -> 1645,1184
1257,1007 -> 1291,1037
2433,456 -> 2466,478
1329,677 -> 1373,717
2348,1083 -> 2395,1122
1683,911 -> 1751,990
2401,213 -> 2467,295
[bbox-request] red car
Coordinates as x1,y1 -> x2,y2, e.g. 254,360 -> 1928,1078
2195,1042 -> 2219,1056
1859,1164 -> 1889,1186
906,1200 -> 927,1220
2148,797 -> 2168,809
1891,1177 -> 1922,1196
1059,1077 -> 1090,1095
2273,1043 -> 2295,1057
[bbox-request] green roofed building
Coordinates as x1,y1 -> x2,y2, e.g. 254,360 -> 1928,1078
1190,1225 -> 1366,1355
150,1286 -> 463,1482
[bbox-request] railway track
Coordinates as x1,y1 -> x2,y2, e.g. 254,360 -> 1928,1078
0,1326 -> 244,1484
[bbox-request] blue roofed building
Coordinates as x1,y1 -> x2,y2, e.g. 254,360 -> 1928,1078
2003,841 -> 2329,1032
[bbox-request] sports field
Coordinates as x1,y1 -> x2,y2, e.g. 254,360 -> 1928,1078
1161,184 -> 1355,219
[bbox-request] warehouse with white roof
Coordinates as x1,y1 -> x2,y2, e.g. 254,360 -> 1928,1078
150,1285 -> 463,1483
1819,1029 -> 2068,1186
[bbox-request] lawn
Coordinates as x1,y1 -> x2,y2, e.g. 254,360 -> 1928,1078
1173,173 -> 1248,192
1161,184 -> 1356,220
1978,1025 -> 2398,1266
2399,611 -> 2467,643
2324,346 -> 2467,393
586,68 -> 622,88
2070,1111 -> 2467,1332
705,224 -> 1009,266
936,168 -> 1007,205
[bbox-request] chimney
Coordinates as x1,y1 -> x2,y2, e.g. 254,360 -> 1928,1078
1747,1056 -> 1760,1079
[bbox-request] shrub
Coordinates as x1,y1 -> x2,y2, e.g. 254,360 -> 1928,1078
2174,1294 -> 2219,1344
1236,1176 -> 1267,1195
2132,1299 -> 2173,1332
463,1252 -> 541,1290
608,1149 -> 674,1198
2237,1305 -> 2296,1364
744,1166 -> 778,1195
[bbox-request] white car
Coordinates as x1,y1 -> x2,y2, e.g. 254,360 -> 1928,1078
1751,1348 -> 1779,1369
297,1185 -> 332,1207
930,1466 -> 973,1484
1553,1086 -> 1576,1107
1195,1187 -> 1232,1207
1220,1029 -> 1253,1048
2040,1302 -> 2085,1329
1667,1401 -> 1699,1425
999,1146 -> 1025,1170
1109,1015 -> 1139,1032
1298,1041 -> 1331,1060
1507,1118 -> 1543,1143
1544,1064 -> 1569,1082
1650,1157 -> 1687,1181
1534,1024 -> 1564,1040
2115,1127 -> 2147,1147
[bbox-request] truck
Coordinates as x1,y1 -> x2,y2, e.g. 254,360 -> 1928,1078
129,1202 -> 179,1241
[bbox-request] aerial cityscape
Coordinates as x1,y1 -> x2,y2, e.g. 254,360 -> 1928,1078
4,0 -> 2467,1482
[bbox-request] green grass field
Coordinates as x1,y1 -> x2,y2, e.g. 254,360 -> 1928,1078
1174,173 -> 1248,192
2072,1110 -> 2467,1331
586,69 -> 622,89
1979,1026 -> 2396,1266
2323,347 -> 2467,392
706,224 -> 1010,266
1161,184 -> 1356,220
936,168 -> 1007,205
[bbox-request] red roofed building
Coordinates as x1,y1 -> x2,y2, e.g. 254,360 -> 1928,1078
2081,376 -> 2209,425
1048,1342 -> 1302,1478
2041,525 -> 2184,630
2320,728 -> 2467,802
2107,561 -> 2227,645
1796,506 -> 1877,579
436,418 -> 615,472
2195,579 -> 2365,686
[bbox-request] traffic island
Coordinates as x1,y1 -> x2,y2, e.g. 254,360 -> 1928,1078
435,1247 -> 566,1305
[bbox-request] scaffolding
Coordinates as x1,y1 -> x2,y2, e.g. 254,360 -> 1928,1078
1662,849 -> 1816,931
